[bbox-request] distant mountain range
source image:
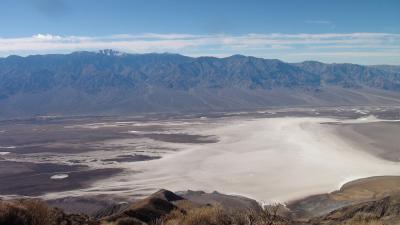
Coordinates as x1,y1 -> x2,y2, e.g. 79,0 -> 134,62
1,49 -> 400,118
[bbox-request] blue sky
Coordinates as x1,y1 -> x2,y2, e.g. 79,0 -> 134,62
0,0 -> 399,64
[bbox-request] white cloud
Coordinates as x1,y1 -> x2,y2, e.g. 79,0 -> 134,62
0,33 -> 399,64
32,33 -> 62,40
289,51 -> 400,57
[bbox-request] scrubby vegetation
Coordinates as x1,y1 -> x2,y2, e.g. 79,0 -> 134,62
152,205 -> 289,225
0,198 -> 96,225
147,206 -> 396,225
342,214 -> 383,225
0,199 -> 55,225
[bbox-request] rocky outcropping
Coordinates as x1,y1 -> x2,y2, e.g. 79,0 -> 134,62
102,189 -> 186,224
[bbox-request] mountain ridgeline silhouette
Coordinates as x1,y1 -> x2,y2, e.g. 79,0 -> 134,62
1,50 -> 400,118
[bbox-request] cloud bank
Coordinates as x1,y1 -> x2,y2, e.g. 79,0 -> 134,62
0,33 -> 399,64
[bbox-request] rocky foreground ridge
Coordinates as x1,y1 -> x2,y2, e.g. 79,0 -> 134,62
0,185 -> 400,225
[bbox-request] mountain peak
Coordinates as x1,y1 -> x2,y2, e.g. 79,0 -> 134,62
226,54 -> 247,59
97,49 -> 127,57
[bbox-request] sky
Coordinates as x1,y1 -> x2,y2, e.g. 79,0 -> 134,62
0,0 -> 399,64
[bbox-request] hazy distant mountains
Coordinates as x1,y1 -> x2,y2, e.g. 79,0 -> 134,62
1,50 -> 400,118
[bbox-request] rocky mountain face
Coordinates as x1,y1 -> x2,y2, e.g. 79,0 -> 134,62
370,65 -> 400,74
0,50 -> 400,118
294,61 -> 400,90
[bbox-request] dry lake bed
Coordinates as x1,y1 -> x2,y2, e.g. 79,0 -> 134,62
0,106 -> 400,205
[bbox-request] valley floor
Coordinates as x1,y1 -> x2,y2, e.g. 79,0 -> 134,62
0,106 -> 399,217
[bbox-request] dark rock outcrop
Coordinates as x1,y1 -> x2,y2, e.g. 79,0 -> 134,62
103,189 -> 184,224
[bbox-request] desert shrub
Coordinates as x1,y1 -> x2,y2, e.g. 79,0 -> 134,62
159,204 -> 289,225
342,213 -> 383,225
256,204 -> 287,225
0,201 -> 30,225
18,199 -> 56,225
160,205 -> 231,225
0,199 -> 55,225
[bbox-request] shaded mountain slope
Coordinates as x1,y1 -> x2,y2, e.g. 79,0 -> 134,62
294,61 -> 400,90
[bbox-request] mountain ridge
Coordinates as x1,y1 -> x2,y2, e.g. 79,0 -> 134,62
1,50 -> 400,118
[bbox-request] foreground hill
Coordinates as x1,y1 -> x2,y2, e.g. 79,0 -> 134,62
288,176 -> 400,219
1,50 -> 400,118
2,187 -> 400,225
